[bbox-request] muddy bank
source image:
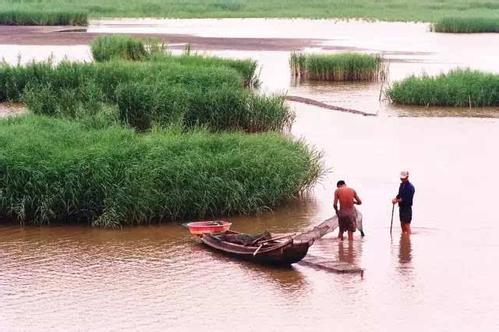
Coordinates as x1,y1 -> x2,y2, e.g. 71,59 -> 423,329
0,26 -> 326,51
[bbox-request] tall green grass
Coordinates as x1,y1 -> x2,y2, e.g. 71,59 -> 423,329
90,35 -> 259,87
0,59 -> 288,132
0,60 -> 242,102
151,53 -> 259,88
0,115 -> 323,227
0,10 -> 87,25
290,52 -> 385,81
0,0 -> 498,21
432,17 -> 499,33
91,35 -> 150,62
115,82 -> 291,132
387,69 -> 499,107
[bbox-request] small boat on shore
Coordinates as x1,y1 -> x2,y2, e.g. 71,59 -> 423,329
200,230 -> 311,265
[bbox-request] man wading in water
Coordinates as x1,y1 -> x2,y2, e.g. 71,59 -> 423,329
392,171 -> 415,234
334,180 -> 362,241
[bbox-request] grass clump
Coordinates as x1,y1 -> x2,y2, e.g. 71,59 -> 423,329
0,10 -> 87,25
0,115 -> 323,227
432,17 -> 499,33
90,36 -> 258,86
0,59 -> 288,132
115,82 -> 291,132
387,69 -> 499,107
151,53 -> 259,88
290,52 -> 385,81
91,35 -> 150,62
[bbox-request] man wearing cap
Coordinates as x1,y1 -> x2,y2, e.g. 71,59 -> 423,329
392,171 -> 415,234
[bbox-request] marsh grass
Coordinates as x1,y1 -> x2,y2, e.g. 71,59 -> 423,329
387,69 -> 499,107
0,115 -> 323,227
115,82 -> 292,132
0,10 -> 87,25
0,58 -> 287,132
91,35 -> 168,62
91,36 -> 149,62
290,52 -> 385,82
432,17 -> 499,33
0,0 -> 497,21
90,36 -> 258,86
151,52 -> 259,87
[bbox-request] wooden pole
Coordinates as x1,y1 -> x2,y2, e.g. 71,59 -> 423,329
390,204 -> 395,236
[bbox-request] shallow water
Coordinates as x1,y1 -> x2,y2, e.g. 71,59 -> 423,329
1,19 -> 499,331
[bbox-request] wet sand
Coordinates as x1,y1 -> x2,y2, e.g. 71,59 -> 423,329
0,25 -> 324,51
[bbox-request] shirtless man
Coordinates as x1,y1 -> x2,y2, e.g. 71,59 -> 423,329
333,180 -> 362,241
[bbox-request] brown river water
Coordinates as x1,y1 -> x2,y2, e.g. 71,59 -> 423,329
1,19 -> 499,331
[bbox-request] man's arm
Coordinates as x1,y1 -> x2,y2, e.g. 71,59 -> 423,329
333,190 -> 339,213
392,185 -> 402,204
353,190 -> 362,205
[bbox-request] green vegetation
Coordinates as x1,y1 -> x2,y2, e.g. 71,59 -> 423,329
91,35 -> 150,62
150,53 -> 259,88
387,69 -> 499,107
91,36 -> 168,62
0,0 -> 498,21
0,52 -> 286,132
0,10 -> 87,25
0,35 -> 323,227
0,115 -> 322,227
290,52 -> 384,81
432,17 -> 499,33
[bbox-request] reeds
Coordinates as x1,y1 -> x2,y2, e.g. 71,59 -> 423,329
115,82 -> 292,132
290,52 -> 385,81
151,53 -> 259,88
91,36 -> 258,86
91,36 -> 149,62
0,10 -> 87,26
387,69 -> 499,107
0,115 -> 323,227
432,17 -> 499,33
91,36 -> 168,62
0,58 -> 288,132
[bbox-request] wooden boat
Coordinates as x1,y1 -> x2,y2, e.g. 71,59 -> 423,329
186,220 -> 232,236
200,230 -> 311,265
196,216 -> 342,266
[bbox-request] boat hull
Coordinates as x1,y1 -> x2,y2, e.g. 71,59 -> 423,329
201,233 -> 310,265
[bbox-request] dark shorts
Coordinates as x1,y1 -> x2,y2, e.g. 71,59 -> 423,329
338,210 -> 357,233
399,206 -> 412,224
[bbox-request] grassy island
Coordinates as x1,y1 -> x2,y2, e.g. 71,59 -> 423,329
290,52 -> 384,82
388,69 -> 499,107
0,116 -> 322,227
0,36 -> 323,227
432,17 -> 499,33
0,36 -> 289,132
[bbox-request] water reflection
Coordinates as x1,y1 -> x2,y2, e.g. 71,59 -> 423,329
398,234 -> 412,266
338,240 -> 356,265
308,237 -> 363,268
230,195 -> 322,234
196,242 -> 308,292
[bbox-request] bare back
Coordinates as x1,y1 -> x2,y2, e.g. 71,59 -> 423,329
334,187 -> 361,211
